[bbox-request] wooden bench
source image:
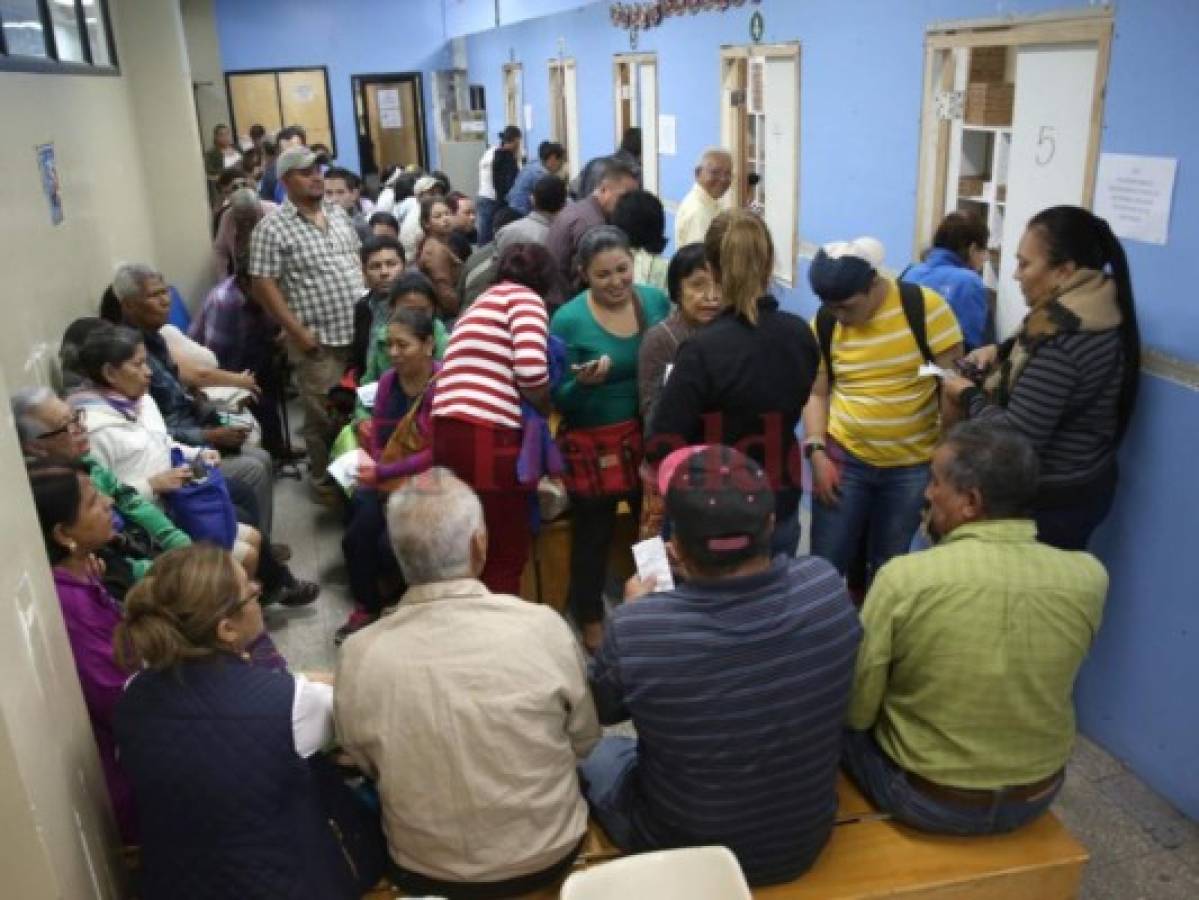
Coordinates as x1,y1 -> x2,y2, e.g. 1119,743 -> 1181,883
519,502 -> 639,613
363,770 -> 1086,897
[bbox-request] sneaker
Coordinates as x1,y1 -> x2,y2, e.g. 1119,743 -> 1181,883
335,609 -> 377,645
265,579 -> 321,608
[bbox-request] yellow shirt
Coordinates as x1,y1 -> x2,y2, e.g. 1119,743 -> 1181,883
822,280 -> 961,466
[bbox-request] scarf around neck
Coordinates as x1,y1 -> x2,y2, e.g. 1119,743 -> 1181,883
985,268 -> 1122,406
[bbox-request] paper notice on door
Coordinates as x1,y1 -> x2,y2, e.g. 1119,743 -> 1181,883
658,114 -> 677,156
377,88 -> 403,129
292,83 -> 314,103
1093,153 -> 1177,245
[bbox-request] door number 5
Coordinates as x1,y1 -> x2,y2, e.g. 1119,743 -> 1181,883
1035,125 -> 1056,167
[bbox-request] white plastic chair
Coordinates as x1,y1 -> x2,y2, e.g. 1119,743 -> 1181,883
560,846 -> 752,900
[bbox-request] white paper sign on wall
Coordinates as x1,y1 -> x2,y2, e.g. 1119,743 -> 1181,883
658,114 -> 676,156
1093,153 -> 1177,246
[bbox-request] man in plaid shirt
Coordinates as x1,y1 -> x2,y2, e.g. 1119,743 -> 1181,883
249,145 -> 364,501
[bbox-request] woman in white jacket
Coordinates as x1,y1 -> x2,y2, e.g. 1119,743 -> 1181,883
68,323 -> 260,571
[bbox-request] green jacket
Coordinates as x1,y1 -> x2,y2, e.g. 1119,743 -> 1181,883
82,453 -> 191,554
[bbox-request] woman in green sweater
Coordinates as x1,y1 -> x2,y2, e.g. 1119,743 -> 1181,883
551,225 -> 670,652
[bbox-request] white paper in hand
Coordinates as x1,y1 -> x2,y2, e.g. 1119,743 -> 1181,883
357,381 -> 379,408
632,536 -> 675,592
325,449 -> 361,491
917,362 -> 950,379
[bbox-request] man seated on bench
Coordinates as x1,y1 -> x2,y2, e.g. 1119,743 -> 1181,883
582,444 -> 862,886
845,421 -> 1108,834
334,469 -> 600,899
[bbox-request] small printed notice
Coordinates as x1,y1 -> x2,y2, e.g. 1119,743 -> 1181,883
1093,153 -> 1177,245
917,362 -> 951,380
658,114 -> 677,156
377,89 -> 403,129
292,83 -> 315,103
326,449 -> 362,491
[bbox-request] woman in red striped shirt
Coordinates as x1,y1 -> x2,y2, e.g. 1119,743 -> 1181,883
432,243 -> 555,595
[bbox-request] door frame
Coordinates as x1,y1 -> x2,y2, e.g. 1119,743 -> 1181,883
613,52 -> 659,195
225,65 -> 335,158
502,62 -> 523,129
548,58 -> 580,180
913,8 -> 1112,257
351,70 -> 428,178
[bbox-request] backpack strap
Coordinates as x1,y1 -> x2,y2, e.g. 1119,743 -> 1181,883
898,279 -> 934,364
815,306 -> 837,384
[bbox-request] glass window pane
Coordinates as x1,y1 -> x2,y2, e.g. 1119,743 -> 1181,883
48,0 -> 85,63
82,0 -> 109,66
1,0 -> 49,58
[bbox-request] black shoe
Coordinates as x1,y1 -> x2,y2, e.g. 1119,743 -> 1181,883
265,579 -> 321,608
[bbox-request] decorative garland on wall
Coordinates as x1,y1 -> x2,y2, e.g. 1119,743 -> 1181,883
609,0 -> 762,32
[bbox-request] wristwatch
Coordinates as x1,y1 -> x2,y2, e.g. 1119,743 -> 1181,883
803,438 -> 826,460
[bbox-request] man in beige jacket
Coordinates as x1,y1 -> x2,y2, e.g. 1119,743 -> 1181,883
335,469 -> 600,898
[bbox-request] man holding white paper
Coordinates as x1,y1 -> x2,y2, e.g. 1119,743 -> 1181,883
582,445 -> 861,886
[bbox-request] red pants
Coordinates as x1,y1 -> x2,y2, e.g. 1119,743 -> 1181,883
433,417 -> 532,596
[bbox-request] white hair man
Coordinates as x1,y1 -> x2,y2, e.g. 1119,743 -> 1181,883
334,469 -> 599,897
674,147 -> 733,248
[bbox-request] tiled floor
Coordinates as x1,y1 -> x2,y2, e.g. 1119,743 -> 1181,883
265,464 -> 1198,898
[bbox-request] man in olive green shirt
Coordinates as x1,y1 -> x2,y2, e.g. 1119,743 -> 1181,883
845,421 -> 1107,834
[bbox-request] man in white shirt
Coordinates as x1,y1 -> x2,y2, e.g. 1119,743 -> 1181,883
335,469 -> 599,898
476,125 -> 523,244
674,148 -> 733,248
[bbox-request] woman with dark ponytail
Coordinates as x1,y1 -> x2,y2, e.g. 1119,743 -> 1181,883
943,205 -> 1140,549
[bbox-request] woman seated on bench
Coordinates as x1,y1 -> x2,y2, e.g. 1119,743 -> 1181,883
112,545 -> 362,899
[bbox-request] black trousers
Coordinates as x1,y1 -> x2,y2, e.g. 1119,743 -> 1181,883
342,490 -> 402,615
567,492 -> 640,626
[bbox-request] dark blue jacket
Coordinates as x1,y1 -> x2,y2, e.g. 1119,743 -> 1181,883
114,657 -> 356,900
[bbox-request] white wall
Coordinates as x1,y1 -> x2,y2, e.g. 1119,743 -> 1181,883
182,0 -> 234,152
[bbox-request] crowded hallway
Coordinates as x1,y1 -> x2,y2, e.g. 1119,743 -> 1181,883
1,1 -> 1197,899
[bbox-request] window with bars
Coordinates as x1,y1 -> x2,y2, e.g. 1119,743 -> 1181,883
0,0 -> 117,74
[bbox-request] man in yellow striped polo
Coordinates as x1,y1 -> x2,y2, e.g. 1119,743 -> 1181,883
801,237 -> 963,580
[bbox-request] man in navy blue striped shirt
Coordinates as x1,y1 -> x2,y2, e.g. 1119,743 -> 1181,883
582,445 -> 862,886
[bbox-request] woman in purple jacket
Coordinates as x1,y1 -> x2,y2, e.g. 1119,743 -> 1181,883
28,462 -> 137,841
338,307 -> 440,642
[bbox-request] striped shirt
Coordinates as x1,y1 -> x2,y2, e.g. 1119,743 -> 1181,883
822,281 -> 962,466
432,281 -> 550,430
968,329 -> 1123,502
247,199 -> 363,346
850,519 -> 1107,788
589,556 -> 862,885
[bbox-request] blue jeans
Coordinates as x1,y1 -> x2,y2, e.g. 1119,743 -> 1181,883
578,736 -> 643,850
810,442 -> 929,577
475,195 -> 499,244
842,730 -> 1062,835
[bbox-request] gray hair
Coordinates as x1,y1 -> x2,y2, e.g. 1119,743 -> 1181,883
386,468 -> 485,585
696,147 -> 733,169
11,385 -> 58,443
111,263 -> 162,303
940,421 -> 1040,519
576,224 -> 631,277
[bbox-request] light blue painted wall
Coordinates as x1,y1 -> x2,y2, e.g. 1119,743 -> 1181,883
212,0 -> 451,175
464,0 -> 1199,818
445,0 -> 595,37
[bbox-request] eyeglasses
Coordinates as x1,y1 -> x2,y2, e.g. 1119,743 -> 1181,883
37,409 -> 83,439
226,581 -> 263,616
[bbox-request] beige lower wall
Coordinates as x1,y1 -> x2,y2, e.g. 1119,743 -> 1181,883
0,1 -> 215,896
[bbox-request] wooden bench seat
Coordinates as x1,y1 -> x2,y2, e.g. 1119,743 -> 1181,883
364,773 -> 1085,898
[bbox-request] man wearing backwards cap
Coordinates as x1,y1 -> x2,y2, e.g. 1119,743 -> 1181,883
249,144 -> 365,504
581,445 -> 861,886
801,237 -> 962,583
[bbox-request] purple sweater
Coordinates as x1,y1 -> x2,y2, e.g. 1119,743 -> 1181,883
368,363 -> 440,482
53,569 -> 137,841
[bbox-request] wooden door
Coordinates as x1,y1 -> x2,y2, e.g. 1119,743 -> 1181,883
227,72 -> 282,146
225,67 -> 334,156
361,78 -> 423,175
278,69 -> 333,150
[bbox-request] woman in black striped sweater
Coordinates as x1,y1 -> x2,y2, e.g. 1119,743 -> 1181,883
942,206 -> 1140,550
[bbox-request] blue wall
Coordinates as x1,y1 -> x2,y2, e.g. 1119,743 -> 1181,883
212,0 -> 451,175
464,0 -> 1199,818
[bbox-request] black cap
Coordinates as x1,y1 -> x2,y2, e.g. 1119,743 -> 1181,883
663,445 -> 774,565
